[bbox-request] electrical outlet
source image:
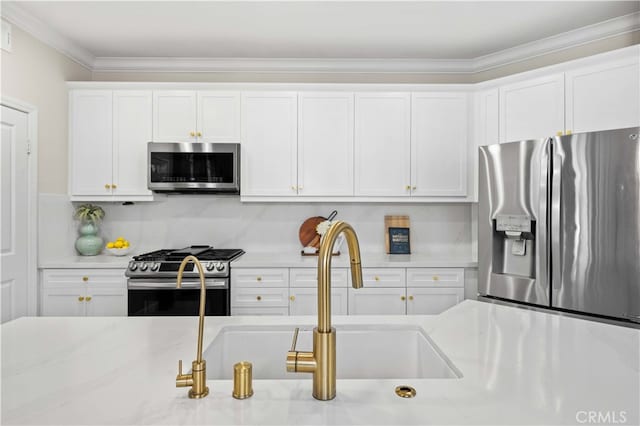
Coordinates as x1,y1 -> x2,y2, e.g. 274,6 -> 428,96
1,20 -> 12,52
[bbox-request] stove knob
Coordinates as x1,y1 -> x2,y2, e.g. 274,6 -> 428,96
150,263 -> 160,272
205,262 -> 215,271
140,263 -> 149,272
128,262 -> 138,271
216,262 -> 225,272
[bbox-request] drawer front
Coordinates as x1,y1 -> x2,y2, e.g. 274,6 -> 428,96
289,287 -> 348,315
406,268 -> 464,288
348,287 -> 406,315
231,306 -> 289,316
406,287 -> 464,315
231,268 -> 289,288
231,287 -> 289,307
361,268 -> 406,288
42,269 -> 126,288
290,268 -> 349,288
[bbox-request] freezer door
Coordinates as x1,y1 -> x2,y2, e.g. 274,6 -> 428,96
551,127 -> 640,321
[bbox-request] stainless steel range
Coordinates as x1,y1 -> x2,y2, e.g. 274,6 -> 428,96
126,245 -> 244,316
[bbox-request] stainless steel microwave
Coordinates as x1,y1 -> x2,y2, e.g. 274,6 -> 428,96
148,142 -> 240,193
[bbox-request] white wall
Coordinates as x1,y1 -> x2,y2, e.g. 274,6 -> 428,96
39,193 -> 473,259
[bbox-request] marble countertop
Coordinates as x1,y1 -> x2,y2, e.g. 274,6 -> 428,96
39,252 -> 478,269
2,301 -> 638,425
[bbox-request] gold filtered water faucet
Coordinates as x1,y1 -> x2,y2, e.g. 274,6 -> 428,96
175,255 -> 209,399
286,221 -> 363,400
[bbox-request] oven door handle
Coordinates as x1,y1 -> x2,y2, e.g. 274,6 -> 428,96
127,279 -> 228,290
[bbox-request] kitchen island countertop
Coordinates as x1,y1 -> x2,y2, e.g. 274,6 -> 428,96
1,300 -> 638,425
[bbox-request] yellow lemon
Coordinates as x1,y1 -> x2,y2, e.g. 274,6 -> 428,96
106,242 -> 115,249
116,237 -> 125,242
114,241 -> 124,249
123,241 -> 130,248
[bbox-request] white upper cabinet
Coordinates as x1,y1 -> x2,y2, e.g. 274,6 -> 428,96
70,90 -> 153,201
499,73 -> 565,143
565,59 -> 640,134
298,92 -> 354,196
476,89 -> 500,146
113,91 -> 153,197
152,91 -> 197,142
411,93 -> 468,197
355,93 -> 411,196
70,90 -> 113,196
241,92 -> 298,196
197,91 -> 241,141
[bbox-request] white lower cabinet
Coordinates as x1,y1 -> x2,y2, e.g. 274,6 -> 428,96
230,268 -> 289,315
290,287 -> 348,316
406,288 -> 464,315
41,269 -> 127,316
348,287 -> 407,315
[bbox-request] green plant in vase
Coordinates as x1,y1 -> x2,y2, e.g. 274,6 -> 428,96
74,204 -> 106,256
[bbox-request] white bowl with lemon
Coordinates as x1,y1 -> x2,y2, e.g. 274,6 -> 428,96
105,237 -> 132,256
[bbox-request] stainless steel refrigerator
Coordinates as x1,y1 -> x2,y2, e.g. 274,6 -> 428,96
478,127 -> 640,323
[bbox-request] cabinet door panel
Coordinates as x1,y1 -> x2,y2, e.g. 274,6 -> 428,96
411,93 -> 468,196
152,91 -> 197,142
113,91 -> 153,196
499,74 -> 564,143
231,287 -> 289,307
197,91 -> 241,141
232,268 -> 289,288
85,287 -> 127,316
290,268 -> 349,288
361,268 -> 406,288
355,93 -> 411,196
406,268 -> 464,288
42,287 -> 86,316
290,287 -> 348,316
348,287 -> 406,315
241,92 -> 297,196
566,60 -> 640,133
70,91 -> 113,196
298,92 -> 354,196
406,287 -> 464,315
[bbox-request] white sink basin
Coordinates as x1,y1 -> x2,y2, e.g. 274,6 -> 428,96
204,324 -> 461,380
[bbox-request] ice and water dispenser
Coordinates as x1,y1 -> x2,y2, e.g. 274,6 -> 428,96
492,214 -> 536,279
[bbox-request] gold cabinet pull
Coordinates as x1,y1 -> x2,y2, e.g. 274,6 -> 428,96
432,276 -> 440,281
556,131 -> 563,136
256,276 -> 262,282
197,132 -> 202,137
82,276 -> 89,282
405,185 -> 411,190
190,131 -> 196,137
289,295 -> 295,302
256,296 -> 262,301
291,186 -> 296,191
298,186 -> 303,191
566,130 -> 572,135
374,276 -> 380,281
408,295 -> 414,301
78,296 -> 85,302
85,296 -> 92,302
400,296 -> 406,301
104,184 -> 111,189
412,186 -> 416,191
112,184 -> 117,189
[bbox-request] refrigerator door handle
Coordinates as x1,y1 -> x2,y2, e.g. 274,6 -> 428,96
550,151 -> 563,291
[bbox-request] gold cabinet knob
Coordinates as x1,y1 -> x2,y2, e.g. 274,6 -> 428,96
432,275 -> 440,281
298,186 -> 303,191
256,296 -> 262,301
105,184 -> 111,189
291,186 -> 296,191
78,296 -> 85,302
405,185 -> 411,190
374,276 -> 380,281
408,295 -> 414,301
112,184 -> 117,189
190,131 -> 196,137
256,276 -> 262,282
566,130 -> 572,135
82,276 -> 89,282
412,186 -> 417,191
85,296 -> 92,302
401,296 -> 406,301
289,295 -> 295,302
556,131 -> 563,136
197,132 -> 202,137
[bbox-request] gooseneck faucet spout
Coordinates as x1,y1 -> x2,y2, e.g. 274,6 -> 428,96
174,255 -> 209,399
286,221 -> 364,401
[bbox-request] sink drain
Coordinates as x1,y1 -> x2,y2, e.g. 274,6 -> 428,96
395,385 -> 416,398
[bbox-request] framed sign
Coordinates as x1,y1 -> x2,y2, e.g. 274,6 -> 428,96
388,227 -> 410,254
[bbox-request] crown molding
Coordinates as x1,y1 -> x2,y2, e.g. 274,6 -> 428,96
0,2 -> 95,70
2,2 -> 638,74
473,11 -> 640,72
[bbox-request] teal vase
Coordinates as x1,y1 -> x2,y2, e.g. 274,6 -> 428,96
75,222 -> 104,256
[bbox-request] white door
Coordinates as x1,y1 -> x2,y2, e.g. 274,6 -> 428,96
290,287 -> 348,316
197,91 -> 241,142
1,106 -> 29,322
348,287 -> 406,315
298,92 -> 354,196
411,92 -> 468,196
69,91 -> 113,196
499,74 -> 564,143
152,91 -> 197,142
406,287 -> 464,315
241,92 -> 298,196
355,93 -> 411,196
113,91 -> 153,197
565,59 -> 640,133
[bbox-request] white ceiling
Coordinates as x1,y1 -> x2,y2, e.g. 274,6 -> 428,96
3,1 -> 639,71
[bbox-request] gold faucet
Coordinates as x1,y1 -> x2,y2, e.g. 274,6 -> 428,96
286,221 -> 363,400
175,255 -> 209,399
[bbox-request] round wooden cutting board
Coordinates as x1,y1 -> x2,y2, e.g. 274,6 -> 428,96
298,210 -> 337,249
